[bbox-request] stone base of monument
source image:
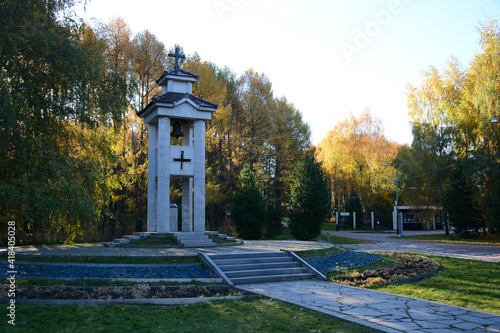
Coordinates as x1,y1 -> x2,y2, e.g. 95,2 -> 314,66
171,232 -> 216,248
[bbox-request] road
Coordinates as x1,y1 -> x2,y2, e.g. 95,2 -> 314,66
323,229 -> 500,262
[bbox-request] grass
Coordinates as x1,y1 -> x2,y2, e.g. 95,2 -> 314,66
3,297 -> 381,332
0,255 -> 200,265
122,235 -> 178,246
295,246 -> 344,258
323,252 -> 500,315
265,226 -> 366,245
316,233 -> 366,244
208,235 -> 238,244
321,223 -> 372,232
394,233 -> 500,246
373,255 -> 500,314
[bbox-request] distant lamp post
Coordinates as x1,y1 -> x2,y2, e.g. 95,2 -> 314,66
385,162 -> 404,237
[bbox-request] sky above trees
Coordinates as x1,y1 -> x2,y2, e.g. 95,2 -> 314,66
74,0 -> 500,145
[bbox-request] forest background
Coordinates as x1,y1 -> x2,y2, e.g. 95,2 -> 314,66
1,0 -> 500,245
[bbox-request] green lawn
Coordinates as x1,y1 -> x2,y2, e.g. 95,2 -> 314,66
394,233 -> 500,246
208,235 -> 239,244
3,298 -> 381,333
266,226 -> 365,245
373,255 -> 500,314
123,235 -> 178,246
325,253 -> 500,315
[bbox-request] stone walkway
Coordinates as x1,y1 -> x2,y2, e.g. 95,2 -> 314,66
341,242 -> 500,262
7,240 -> 332,257
325,230 -> 500,262
238,280 -> 500,333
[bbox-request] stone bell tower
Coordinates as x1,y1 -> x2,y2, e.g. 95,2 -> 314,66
137,47 -> 217,237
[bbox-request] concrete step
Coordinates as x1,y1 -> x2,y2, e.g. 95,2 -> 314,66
212,256 -> 294,266
113,238 -> 130,244
230,273 -> 315,285
200,251 -> 322,285
123,235 -> 140,240
133,232 -> 151,238
171,232 -> 215,248
225,267 -> 309,278
208,251 -> 286,260
217,261 -> 302,272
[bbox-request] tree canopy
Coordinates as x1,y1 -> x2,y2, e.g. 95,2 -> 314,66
0,2 -> 312,244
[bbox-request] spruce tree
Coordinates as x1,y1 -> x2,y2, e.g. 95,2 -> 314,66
487,172 -> 500,232
231,164 -> 265,239
289,154 -> 331,240
443,166 -> 476,236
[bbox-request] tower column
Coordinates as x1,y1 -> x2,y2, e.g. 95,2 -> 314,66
157,117 -> 171,233
193,120 -> 206,232
182,178 -> 193,232
147,123 -> 157,232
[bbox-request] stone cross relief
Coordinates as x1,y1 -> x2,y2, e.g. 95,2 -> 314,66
173,151 -> 191,169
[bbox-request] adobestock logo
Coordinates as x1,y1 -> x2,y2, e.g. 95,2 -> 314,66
340,0 -> 406,64
213,0 -> 244,21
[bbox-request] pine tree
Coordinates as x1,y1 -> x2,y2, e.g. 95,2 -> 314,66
231,164 -> 265,239
289,154 -> 331,240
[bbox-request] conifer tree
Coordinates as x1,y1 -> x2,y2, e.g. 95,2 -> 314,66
289,154 -> 331,240
443,167 -> 477,236
231,164 -> 265,239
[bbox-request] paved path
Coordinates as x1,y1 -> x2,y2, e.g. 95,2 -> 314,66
325,230 -> 500,262
239,280 -> 500,333
5,240 -> 332,257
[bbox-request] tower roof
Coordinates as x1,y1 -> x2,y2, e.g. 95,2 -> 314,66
137,92 -> 218,118
156,69 -> 199,86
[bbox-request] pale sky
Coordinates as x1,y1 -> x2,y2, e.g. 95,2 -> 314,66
74,0 -> 500,145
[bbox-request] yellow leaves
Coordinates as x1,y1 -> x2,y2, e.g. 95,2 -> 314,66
317,109 -> 400,203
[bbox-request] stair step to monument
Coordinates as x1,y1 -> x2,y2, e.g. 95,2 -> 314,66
171,232 -> 215,248
213,256 -> 294,266
225,267 -> 309,278
113,238 -> 130,244
199,251 -> 325,285
230,273 -> 315,285
123,235 -> 140,240
217,261 -> 302,272
133,232 -> 151,238
208,251 -> 284,260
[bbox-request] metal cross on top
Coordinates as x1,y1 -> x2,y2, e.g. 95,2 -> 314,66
173,151 -> 191,169
168,46 -> 185,70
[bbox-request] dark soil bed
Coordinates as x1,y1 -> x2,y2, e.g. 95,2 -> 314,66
1,284 -> 248,300
332,253 -> 439,287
